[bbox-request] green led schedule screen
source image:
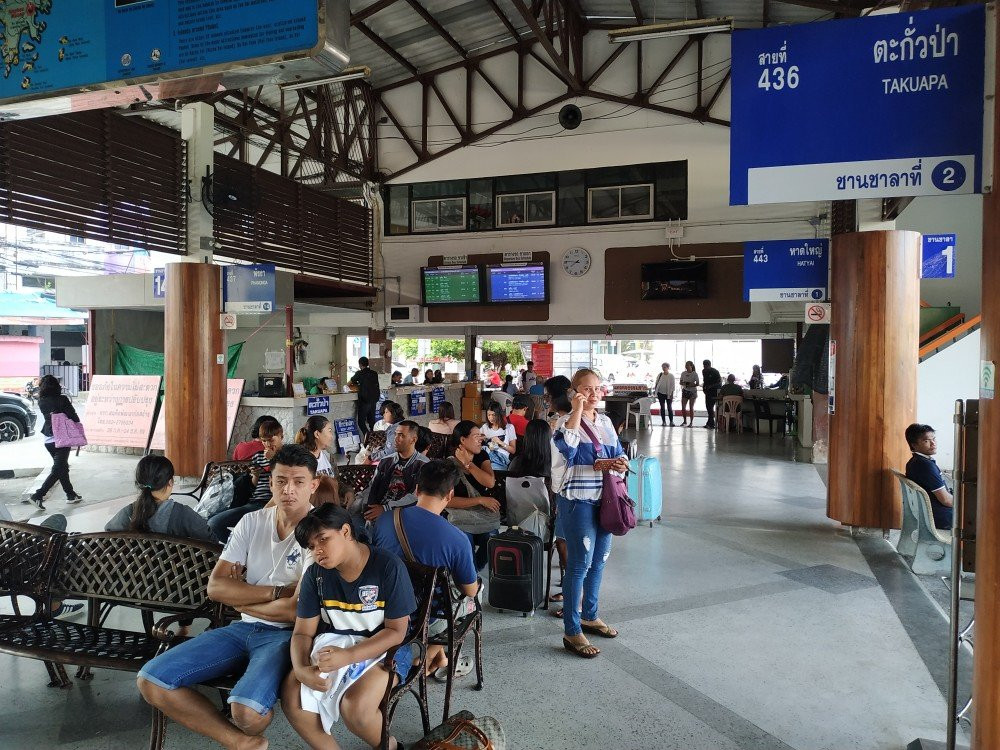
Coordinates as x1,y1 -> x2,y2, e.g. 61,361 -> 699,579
421,266 -> 481,305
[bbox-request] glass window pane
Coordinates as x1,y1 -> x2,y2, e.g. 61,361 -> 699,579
388,185 -> 409,234
438,198 -> 465,228
412,200 -> 438,231
498,195 -> 525,224
589,187 -> 620,220
621,185 -> 652,217
525,193 -> 553,223
469,178 -> 493,231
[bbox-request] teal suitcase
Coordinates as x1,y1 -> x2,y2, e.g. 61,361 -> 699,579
627,455 -> 662,527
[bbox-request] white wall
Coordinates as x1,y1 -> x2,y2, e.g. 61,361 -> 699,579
917,330 -> 980,471
897,193 -> 983,316
378,31 -> 828,333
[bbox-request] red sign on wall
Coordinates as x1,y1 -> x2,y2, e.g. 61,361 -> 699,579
531,343 -> 554,380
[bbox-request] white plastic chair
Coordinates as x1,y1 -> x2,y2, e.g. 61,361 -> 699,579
717,396 -> 743,434
491,390 -> 513,415
626,397 -> 655,431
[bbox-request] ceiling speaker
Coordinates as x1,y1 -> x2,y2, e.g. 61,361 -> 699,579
558,104 -> 582,130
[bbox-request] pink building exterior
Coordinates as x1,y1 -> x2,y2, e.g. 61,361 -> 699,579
0,336 -> 43,377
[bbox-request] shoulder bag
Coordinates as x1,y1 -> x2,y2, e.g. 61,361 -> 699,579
412,710 -> 506,750
51,411 -> 87,449
444,457 -> 502,534
578,418 -> 636,536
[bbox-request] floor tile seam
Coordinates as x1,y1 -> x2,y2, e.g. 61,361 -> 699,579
664,516 -> 844,538
599,639 -> 802,750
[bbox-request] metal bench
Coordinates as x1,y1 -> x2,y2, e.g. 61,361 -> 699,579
892,470 -> 953,575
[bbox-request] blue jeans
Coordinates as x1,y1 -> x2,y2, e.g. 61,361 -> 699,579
466,529 -> 498,572
558,496 -> 612,637
138,620 -> 292,716
208,501 -> 265,543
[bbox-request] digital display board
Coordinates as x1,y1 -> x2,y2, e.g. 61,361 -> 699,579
421,266 -> 482,305
485,263 -> 548,304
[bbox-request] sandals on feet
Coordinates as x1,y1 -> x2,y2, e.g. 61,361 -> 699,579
581,620 -> 619,639
551,607 -> 563,618
550,592 -> 564,602
562,637 -> 600,658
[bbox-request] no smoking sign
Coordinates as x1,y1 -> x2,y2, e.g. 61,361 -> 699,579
805,303 -> 831,324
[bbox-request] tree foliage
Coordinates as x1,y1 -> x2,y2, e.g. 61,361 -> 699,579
481,340 -> 525,370
392,338 -> 419,362
431,339 -> 465,359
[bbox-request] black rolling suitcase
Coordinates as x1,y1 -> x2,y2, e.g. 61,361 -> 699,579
488,527 -> 544,617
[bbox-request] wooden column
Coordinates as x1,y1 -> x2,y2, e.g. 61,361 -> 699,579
827,230 -> 920,529
164,262 -> 226,477
974,16 -> 1000,743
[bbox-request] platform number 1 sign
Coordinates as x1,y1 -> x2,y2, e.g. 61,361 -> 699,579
921,234 -> 956,279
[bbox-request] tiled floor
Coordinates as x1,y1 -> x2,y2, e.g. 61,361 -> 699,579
0,426 -> 966,749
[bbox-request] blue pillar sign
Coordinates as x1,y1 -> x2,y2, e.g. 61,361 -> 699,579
921,234 -> 957,278
730,6 -> 985,205
743,239 -> 829,302
152,268 -> 166,299
223,264 -> 275,314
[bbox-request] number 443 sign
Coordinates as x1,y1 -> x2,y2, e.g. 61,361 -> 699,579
922,234 -> 956,279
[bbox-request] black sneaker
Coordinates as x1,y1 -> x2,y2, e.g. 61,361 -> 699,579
29,495 -> 45,510
66,493 -> 83,505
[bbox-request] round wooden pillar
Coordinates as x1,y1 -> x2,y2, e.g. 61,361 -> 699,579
827,230 -> 920,529
164,262 -> 226,477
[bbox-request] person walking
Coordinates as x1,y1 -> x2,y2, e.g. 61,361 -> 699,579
28,374 -> 83,508
349,357 -> 381,438
701,359 -> 722,429
653,362 -> 675,427
553,368 -> 627,658
678,361 -> 699,428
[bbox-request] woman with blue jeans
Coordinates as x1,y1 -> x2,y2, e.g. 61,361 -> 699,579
553,369 -> 629,658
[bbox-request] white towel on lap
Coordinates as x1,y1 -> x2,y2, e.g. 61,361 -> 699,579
299,632 -> 386,733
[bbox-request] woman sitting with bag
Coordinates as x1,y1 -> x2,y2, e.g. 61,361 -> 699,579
446,421 -> 501,572
28,374 -> 84,509
553,368 -> 628,659
480,403 -> 516,470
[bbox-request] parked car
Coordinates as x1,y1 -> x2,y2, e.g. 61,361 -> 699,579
0,392 -> 37,442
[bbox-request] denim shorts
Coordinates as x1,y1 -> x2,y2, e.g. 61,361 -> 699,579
138,620 -> 293,716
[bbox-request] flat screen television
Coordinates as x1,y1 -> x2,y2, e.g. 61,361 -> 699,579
640,261 -> 708,300
421,265 -> 482,305
485,263 -> 549,304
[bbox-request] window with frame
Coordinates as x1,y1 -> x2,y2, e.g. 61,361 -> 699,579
496,190 -> 555,227
587,184 -> 654,222
411,197 -> 466,232
69,235 -> 86,245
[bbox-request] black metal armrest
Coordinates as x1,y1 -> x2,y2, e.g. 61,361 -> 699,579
151,610 -> 218,645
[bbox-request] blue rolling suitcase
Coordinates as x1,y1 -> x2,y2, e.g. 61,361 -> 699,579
627,455 -> 662,527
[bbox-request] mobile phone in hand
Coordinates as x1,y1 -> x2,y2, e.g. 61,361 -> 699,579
593,458 -> 618,472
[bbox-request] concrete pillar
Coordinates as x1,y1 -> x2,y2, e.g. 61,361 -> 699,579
164,262 -> 226,477
827,230 -> 920,529
973,16 -> 1000,743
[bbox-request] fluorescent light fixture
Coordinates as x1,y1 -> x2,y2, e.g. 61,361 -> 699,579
280,65 -> 370,91
608,16 -> 733,44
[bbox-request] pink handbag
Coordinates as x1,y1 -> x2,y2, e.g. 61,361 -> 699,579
51,412 -> 88,449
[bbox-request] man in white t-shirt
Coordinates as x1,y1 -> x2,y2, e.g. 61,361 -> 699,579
522,360 -> 537,392
138,445 -> 319,749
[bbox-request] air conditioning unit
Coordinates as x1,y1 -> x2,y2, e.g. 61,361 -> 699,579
388,305 -> 423,324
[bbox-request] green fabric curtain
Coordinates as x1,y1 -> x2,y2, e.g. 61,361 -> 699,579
113,341 -> 244,379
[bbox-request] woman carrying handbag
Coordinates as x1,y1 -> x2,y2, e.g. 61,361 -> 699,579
552,369 -> 629,659
28,374 -> 84,509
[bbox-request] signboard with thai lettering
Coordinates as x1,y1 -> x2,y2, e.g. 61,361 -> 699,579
83,374 -> 161,448
731,6 -> 985,204
148,379 -> 244,451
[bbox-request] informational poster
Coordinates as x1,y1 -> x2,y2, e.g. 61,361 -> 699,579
224,264 -> 276,314
83,374 -> 161,448
921,234 -> 957,279
307,396 -> 330,416
730,6 -> 985,204
0,0 -> 320,103
744,239 -> 829,302
408,389 -> 428,417
431,386 -> 446,413
149,379 -> 244,451
530,342 -> 554,380
334,418 -> 361,455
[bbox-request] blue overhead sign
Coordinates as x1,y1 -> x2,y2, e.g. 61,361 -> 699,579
224,264 -> 275,314
922,234 -> 957,279
0,0 -> 319,103
743,239 -> 829,302
730,6 -> 985,205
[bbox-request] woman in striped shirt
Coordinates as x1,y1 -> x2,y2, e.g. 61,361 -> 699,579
553,369 -> 629,659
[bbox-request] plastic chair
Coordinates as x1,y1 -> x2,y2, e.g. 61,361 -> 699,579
491,390 -> 512,415
626,397 -> 655,431
717,397 -> 743,434
891,470 -> 952,575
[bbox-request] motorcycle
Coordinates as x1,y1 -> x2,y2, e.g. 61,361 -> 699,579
23,378 -> 38,406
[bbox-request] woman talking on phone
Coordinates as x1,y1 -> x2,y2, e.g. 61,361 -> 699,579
552,368 -> 628,658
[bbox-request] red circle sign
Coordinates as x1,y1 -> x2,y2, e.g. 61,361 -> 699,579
807,305 -> 826,322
